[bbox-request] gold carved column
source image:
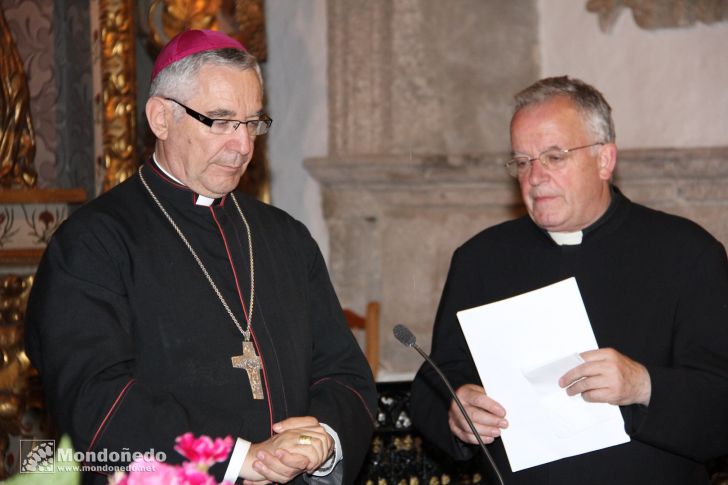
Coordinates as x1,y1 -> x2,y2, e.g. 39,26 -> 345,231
0,5 -> 36,189
93,0 -> 138,193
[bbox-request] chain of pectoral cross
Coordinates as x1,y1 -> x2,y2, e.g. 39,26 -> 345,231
139,166 -> 264,399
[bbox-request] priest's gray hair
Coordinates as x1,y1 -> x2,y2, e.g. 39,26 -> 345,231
513,76 -> 615,144
149,48 -> 263,119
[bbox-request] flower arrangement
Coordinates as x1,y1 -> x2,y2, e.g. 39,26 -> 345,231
109,434 -> 235,485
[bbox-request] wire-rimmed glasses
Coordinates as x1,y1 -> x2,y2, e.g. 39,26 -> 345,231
505,142 -> 604,178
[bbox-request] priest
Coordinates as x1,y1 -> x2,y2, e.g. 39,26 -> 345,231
410,76 -> 728,484
25,29 -> 376,484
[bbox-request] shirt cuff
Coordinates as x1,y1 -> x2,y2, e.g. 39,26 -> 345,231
223,437 -> 251,483
312,423 -> 342,476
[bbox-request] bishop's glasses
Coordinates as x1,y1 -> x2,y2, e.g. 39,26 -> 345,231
165,98 -> 273,137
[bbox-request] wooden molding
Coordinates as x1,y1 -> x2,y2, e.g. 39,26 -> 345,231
0,248 -> 45,266
0,188 -> 87,204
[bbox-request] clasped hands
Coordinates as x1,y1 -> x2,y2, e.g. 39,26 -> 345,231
448,348 -> 651,445
241,416 -> 334,484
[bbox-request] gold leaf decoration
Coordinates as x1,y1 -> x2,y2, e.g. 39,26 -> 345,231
0,7 -> 37,189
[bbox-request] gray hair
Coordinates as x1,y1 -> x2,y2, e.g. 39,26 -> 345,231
513,76 -> 615,143
149,48 -> 263,116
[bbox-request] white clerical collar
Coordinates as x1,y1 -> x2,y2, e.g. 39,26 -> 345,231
548,231 -> 583,245
194,195 -> 216,206
152,154 -> 216,206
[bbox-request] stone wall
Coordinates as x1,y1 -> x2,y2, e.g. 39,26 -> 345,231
315,0 -> 540,377
306,152 -> 519,375
307,147 -> 728,377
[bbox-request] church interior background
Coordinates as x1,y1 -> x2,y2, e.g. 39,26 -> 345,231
1,0 -> 727,482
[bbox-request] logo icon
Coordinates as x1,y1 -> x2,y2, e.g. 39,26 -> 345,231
20,439 -> 55,473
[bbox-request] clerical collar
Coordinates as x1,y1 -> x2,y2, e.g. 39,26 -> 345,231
548,231 -> 583,245
547,185 -> 620,246
151,154 -> 220,206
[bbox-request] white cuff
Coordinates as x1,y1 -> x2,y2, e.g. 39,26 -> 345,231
223,437 -> 251,482
312,423 -> 342,476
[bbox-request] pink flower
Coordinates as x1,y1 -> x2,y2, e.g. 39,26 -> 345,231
178,462 -> 219,485
109,434 -> 235,485
174,433 -> 234,465
109,458 -> 180,484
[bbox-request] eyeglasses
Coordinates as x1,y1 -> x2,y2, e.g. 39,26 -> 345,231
505,142 -> 604,178
165,98 -> 272,136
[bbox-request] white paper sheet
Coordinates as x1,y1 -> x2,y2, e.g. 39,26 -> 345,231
457,277 -> 630,472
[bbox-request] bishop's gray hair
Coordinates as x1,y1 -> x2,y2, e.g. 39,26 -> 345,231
513,76 -> 615,144
149,48 -> 263,118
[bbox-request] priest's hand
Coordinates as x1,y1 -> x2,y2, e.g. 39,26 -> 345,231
240,416 -> 333,484
559,347 -> 652,406
449,384 -> 508,445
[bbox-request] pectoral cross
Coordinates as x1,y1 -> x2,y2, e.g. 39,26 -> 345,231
231,341 -> 264,400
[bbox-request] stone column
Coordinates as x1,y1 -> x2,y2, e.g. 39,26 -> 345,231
327,0 -> 539,157
310,1 -> 539,377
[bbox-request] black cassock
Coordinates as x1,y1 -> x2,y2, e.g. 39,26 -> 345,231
25,161 -> 377,483
411,188 -> 728,485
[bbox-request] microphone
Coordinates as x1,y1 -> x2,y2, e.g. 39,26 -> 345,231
394,324 -> 505,485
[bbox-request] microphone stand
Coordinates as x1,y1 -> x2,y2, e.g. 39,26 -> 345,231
394,324 -> 505,485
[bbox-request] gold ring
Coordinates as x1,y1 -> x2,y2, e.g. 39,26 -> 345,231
298,434 -> 312,445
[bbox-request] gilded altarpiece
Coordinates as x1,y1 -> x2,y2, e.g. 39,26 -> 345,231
0,0 -> 267,478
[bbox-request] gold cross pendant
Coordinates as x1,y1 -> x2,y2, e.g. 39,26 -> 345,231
231,341 -> 264,400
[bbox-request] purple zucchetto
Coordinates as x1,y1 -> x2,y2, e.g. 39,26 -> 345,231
151,29 -> 246,81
